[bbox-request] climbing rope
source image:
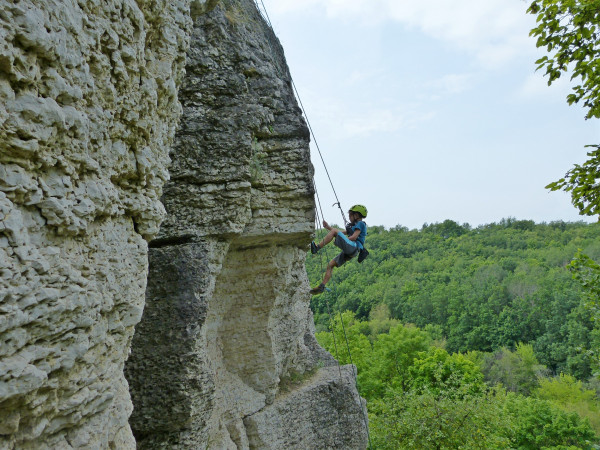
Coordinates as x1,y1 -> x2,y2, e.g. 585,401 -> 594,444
313,198 -> 343,380
291,79 -> 348,226
312,183 -> 372,447
251,2 -> 371,445
253,0 -> 348,226
313,224 -> 372,448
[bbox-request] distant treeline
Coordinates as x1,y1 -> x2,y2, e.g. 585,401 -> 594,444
307,219 -> 600,379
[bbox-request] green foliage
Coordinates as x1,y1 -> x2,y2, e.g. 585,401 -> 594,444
528,0 -> 600,120
421,219 -> 471,238
364,323 -> 431,396
315,311 -> 371,368
371,388 -> 598,449
317,311 -> 430,399
409,347 -> 486,398
482,344 -> 549,395
547,146 -> 600,217
311,222 -> 600,446
535,373 -> 600,433
307,220 -> 600,377
569,250 -> 600,324
568,250 -> 600,373
527,2 -> 600,362
503,392 -> 598,449
372,386 -> 597,449
315,313 -> 600,448
368,303 -> 400,337
369,387 -> 513,449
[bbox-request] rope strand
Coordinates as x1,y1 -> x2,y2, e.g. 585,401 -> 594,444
252,1 -> 370,445
253,0 -> 347,225
290,78 -> 347,225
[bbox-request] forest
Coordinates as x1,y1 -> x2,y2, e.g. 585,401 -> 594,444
307,219 -> 600,448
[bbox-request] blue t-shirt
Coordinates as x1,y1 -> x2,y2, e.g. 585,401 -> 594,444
351,221 -> 367,249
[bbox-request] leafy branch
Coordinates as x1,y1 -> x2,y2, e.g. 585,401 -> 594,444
546,145 -> 600,216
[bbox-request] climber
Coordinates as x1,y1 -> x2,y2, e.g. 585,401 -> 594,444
309,204 -> 368,295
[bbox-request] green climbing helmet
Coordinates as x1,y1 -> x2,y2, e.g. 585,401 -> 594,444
349,204 -> 368,218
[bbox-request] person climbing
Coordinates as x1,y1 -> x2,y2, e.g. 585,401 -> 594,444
309,204 -> 368,295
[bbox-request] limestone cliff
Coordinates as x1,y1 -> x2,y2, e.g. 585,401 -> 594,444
0,0 -> 368,448
125,0 -> 368,448
0,1 -> 194,447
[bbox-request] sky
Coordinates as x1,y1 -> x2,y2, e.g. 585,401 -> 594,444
259,0 -> 600,230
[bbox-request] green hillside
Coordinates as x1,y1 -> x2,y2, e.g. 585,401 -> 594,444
308,219 -> 600,378
307,219 -> 600,447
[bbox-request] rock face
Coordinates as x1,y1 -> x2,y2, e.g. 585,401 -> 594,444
1,0 -> 368,448
245,367 -> 368,450
0,1 -> 195,447
125,0 -> 368,448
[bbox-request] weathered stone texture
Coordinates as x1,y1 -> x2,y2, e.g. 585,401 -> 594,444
0,1 -> 194,447
245,366 -> 368,449
126,0 -> 368,448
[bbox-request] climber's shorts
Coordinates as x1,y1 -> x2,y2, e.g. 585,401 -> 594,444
333,233 -> 359,267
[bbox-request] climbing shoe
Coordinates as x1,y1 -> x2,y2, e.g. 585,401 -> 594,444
309,283 -> 326,295
310,241 -> 320,254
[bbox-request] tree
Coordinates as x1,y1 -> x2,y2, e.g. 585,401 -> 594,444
569,251 -> 600,325
422,219 -> 470,238
362,323 -> 431,398
547,146 -> 600,217
534,373 -> 600,433
409,347 -> 486,398
528,0 -> 600,119
482,344 -> 548,395
315,310 -> 371,369
528,0 -> 600,214
568,251 -> 600,373
369,387 -> 512,449
504,392 -> 598,448
307,221 -> 600,379
529,0 -> 600,382
314,313 -> 600,447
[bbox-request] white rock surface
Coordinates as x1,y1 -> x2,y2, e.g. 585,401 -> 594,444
1,0 -> 368,448
125,0 -> 369,448
0,1 -> 194,447
245,366 -> 368,449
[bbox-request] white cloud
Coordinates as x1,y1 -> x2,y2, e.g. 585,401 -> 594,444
266,0 -> 537,68
298,89 -> 435,139
338,108 -> 436,138
424,73 -> 474,96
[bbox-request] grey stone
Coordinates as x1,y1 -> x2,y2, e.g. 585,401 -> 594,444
1,0 -> 368,447
245,366 -> 369,449
0,0 -> 196,447
126,0 -> 368,448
